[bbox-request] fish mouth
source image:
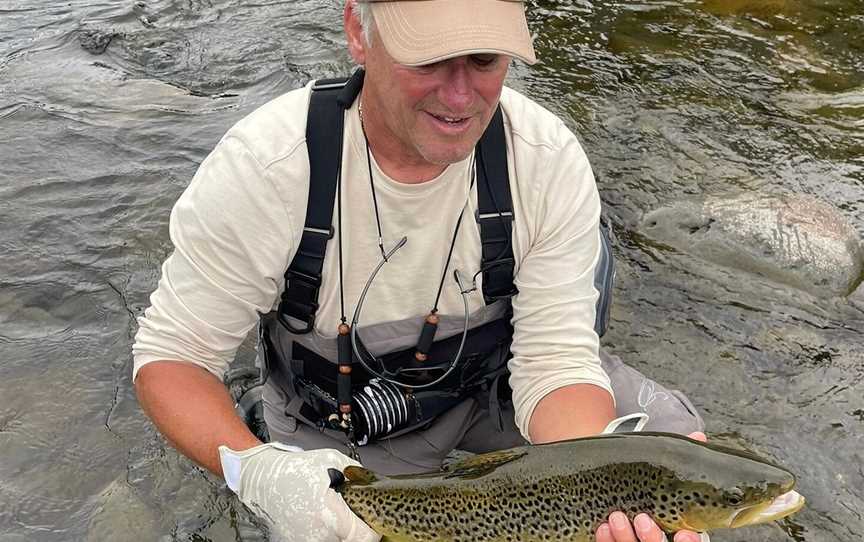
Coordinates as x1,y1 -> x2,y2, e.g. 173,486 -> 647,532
730,490 -> 806,528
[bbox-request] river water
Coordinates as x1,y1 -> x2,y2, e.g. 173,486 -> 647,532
1,1 -> 862,540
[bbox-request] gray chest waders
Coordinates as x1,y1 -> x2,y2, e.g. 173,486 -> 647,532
259,69 -> 617,446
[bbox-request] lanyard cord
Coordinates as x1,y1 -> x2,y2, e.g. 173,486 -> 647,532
336,139 -> 347,324
357,100 -> 475,316
431,155 -> 476,313
359,101 -> 388,262
359,134 -> 476,315
363,136 -> 389,262
349,101 -> 479,379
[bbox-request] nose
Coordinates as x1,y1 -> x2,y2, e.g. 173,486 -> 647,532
437,58 -> 474,113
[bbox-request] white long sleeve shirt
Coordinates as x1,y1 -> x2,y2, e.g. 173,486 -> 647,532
132,83 -> 612,439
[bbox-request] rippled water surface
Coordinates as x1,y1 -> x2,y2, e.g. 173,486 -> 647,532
1,1 -> 862,540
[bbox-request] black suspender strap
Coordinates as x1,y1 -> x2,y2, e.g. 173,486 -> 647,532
475,107 -> 518,303
277,71 -> 365,333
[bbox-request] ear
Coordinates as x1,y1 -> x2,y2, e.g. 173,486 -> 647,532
344,0 -> 367,65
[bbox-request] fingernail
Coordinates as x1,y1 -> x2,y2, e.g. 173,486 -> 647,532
597,524 -> 611,539
634,514 -> 652,531
609,512 -> 628,529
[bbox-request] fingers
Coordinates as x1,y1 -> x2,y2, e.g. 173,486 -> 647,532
596,512 -> 667,542
673,530 -> 703,542
609,511 -> 636,541
315,448 -> 362,469
342,515 -> 381,542
633,514 -> 667,542
595,511 -> 706,542
687,431 -> 707,442
596,522 -> 613,542
328,491 -> 381,542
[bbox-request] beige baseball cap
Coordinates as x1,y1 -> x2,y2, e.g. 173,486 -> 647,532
359,0 -> 537,66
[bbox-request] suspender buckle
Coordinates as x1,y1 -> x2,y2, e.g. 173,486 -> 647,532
278,269 -> 323,334
481,257 -> 519,300
312,79 -> 349,92
303,225 -> 335,239
285,268 -> 323,290
276,310 -> 316,334
475,210 -> 514,223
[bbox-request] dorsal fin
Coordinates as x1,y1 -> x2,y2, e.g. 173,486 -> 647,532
443,449 -> 527,479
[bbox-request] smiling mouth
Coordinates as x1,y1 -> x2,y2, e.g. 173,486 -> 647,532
428,112 -> 470,126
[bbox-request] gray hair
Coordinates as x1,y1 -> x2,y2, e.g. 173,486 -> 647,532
352,1 -> 376,46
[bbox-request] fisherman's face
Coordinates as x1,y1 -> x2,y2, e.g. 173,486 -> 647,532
347,11 -> 510,169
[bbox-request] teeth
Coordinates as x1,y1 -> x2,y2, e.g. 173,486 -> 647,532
434,114 -> 464,123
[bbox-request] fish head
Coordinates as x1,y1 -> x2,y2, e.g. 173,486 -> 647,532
647,435 -> 805,532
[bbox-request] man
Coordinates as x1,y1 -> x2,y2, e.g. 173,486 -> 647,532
133,1 -> 705,541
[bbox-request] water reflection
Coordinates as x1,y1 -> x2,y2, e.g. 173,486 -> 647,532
1,0 -> 862,540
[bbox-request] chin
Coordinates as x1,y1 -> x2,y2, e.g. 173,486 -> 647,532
420,145 -> 476,166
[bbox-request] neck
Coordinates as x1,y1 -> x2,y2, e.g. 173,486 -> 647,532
358,93 -> 447,184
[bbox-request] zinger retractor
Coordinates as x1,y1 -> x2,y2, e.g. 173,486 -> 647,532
414,313 -> 439,362
337,322 -> 353,422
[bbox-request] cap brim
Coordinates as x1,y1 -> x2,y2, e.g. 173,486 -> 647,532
368,0 -> 537,66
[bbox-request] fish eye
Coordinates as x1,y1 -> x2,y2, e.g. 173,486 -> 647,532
724,488 -> 745,506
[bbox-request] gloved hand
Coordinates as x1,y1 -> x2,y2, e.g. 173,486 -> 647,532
218,442 -> 381,542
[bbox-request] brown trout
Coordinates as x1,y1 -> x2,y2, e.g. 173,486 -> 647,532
329,432 -> 804,542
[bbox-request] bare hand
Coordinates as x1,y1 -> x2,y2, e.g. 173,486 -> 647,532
595,432 -> 707,542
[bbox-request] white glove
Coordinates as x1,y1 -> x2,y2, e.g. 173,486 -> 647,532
218,442 -> 381,542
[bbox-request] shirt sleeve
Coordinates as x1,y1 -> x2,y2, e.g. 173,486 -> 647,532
132,134 -> 302,380
507,120 -> 614,441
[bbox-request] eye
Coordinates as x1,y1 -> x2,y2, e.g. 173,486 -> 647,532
412,61 -> 442,74
724,489 -> 745,506
470,54 -> 499,68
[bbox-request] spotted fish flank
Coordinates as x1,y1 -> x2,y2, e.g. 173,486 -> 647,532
330,432 -> 804,542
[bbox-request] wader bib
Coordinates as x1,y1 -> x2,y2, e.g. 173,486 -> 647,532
254,71 -> 704,475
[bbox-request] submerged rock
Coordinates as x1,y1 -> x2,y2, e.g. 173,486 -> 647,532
639,193 -> 864,296
78,29 -> 118,55
700,0 -> 798,17
86,477 -> 161,541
